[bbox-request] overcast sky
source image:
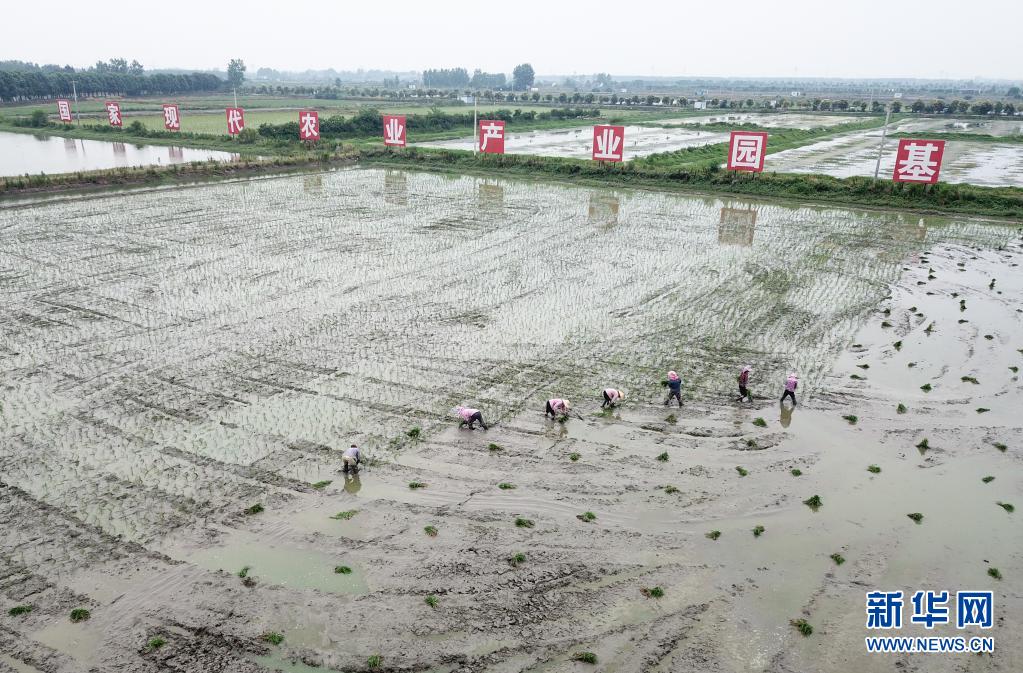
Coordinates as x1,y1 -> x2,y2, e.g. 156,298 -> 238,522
3,0 -> 1020,80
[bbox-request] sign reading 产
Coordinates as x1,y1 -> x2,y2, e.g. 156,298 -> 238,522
893,139 -> 946,184
479,120 -> 505,154
105,101 -> 122,127
592,124 -> 625,162
163,104 -> 180,131
383,115 -> 406,147
299,110 -> 320,141
57,99 -> 72,123
226,107 -> 245,135
727,131 -> 768,172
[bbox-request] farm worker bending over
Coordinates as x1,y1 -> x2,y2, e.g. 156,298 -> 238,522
664,371 -> 682,406
780,373 -> 798,406
737,365 -> 753,403
455,405 -> 488,430
342,444 -> 361,473
545,398 -> 571,419
602,388 -> 625,408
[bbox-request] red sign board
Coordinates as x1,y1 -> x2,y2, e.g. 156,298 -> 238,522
383,115 -> 406,146
727,131 -> 768,172
105,101 -> 122,127
299,110 -> 319,141
479,120 -> 505,154
592,125 -> 625,162
226,107 -> 245,135
893,138 -> 946,184
163,104 -> 180,131
57,99 -> 72,123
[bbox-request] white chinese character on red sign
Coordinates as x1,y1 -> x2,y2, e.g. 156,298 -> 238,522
893,139 -> 945,184
727,131 -> 768,172
57,99 -> 72,123
226,107 -> 245,135
592,125 -> 624,162
383,115 -> 406,146
105,101 -> 122,127
299,110 -> 319,141
479,120 -> 505,154
163,104 -> 180,131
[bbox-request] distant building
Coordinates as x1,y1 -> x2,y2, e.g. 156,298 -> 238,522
791,91 -> 801,97
694,101 -> 707,110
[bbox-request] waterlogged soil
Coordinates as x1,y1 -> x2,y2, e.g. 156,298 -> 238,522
765,120 -> 1023,187
0,168 -> 1020,673
416,125 -> 728,160
661,112 -> 870,129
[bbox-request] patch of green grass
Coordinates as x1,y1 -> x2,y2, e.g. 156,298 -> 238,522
665,414 -> 677,424
424,525 -> 438,537
146,636 -> 166,650
856,364 -> 870,370
498,482 -> 516,490
907,512 -> 924,523
753,525 -> 765,537
984,334 -> 994,340
69,608 -> 90,623
867,465 -> 881,474
237,565 -> 252,578
791,618 -> 813,636
515,517 -> 535,528
803,495 -> 823,511
487,442 -> 502,451
577,511 -> 597,522
569,452 -> 581,461
850,374 -> 865,380
961,376 -> 979,384
424,595 -> 438,608
881,321 -> 893,328
367,655 -> 382,669
705,530 -> 721,541
509,552 -> 527,567
842,415 -> 858,424
982,476 -> 995,483
745,438 -> 758,448
958,319 -> 969,324
244,503 -> 264,515
572,652 -> 598,664
924,322 -> 935,334
408,481 -> 426,489
752,417 -> 767,427
334,565 -> 352,574
988,567 -> 1002,580
664,485 -> 680,494
830,553 -> 846,565
311,480 -> 332,489
908,362 -> 917,368
1010,366 -> 1019,373
8,605 -> 32,616
920,383 -> 932,392
641,586 -> 665,598
894,341 -> 902,351
656,452 -> 669,462
897,403 -> 907,414
330,510 -> 358,520
791,468 -> 803,477
916,438 -> 930,450
997,502 -> 1014,513
736,466 -> 749,477
407,427 -> 421,440
993,442 -> 1007,452
976,408 -> 990,413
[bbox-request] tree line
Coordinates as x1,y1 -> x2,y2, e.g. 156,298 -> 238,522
0,69 -> 224,102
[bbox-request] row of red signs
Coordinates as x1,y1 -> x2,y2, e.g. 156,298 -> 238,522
55,100 -> 947,184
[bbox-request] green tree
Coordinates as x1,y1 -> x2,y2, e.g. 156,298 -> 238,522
512,63 -> 535,90
227,59 -> 246,89
1007,86 -> 1021,99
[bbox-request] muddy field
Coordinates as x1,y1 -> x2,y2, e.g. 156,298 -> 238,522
0,168 -> 1021,673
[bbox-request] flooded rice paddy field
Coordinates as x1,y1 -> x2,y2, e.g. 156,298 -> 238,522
0,168 -> 1021,673
765,120 -> 1023,187
416,125 -> 728,160
660,113 -> 870,129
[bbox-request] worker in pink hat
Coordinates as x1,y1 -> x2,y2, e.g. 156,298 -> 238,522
601,388 -> 626,408
737,365 -> 753,403
545,398 -> 571,419
454,405 -> 488,430
664,370 -> 682,406
780,373 -> 798,406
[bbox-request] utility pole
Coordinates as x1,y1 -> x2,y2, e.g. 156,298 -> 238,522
72,79 -> 80,124
234,88 -> 238,108
473,93 -> 478,155
873,102 -> 892,179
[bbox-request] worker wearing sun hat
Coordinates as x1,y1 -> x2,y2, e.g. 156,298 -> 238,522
545,398 -> 571,419
664,370 -> 682,407
601,388 -> 626,408
780,373 -> 798,406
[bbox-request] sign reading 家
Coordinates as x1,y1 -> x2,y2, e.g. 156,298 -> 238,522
592,125 -> 624,162
105,101 -> 122,127
57,99 -> 72,123
893,139 -> 946,184
727,131 -> 768,172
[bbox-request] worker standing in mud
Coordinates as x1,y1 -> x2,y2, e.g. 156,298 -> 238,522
341,444 -> 361,473
780,373 -> 798,406
737,365 -> 753,403
455,405 -> 488,430
601,388 -> 625,408
545,398 -> 571,419
664,371 -> 683,406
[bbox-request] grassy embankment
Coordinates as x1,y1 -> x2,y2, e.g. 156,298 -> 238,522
890,131 -> 1023,144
